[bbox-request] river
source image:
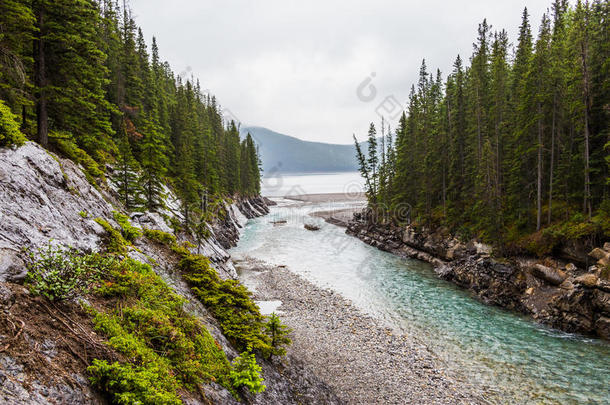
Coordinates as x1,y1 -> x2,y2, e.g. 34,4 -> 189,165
233,174 -> 609,404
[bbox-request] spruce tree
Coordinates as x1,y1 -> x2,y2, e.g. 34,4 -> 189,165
0,0 -> 35,126
264,313 -> 292,359
33,0 -> 114,156
112,128 -> 143,210
139,112 -> 167,210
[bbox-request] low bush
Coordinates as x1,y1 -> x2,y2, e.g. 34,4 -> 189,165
145,232 -> 291,357
90,257 -> 233,402
229,349 -> 266,394
88,359 -> 181,405
49,130 -> 104,184
143,228 -> 177,246
0,100 -> 27,147
112,211 -> 142,243
179,253 -> 271,353
95,218 -> 129,254
24,245 -> 113,301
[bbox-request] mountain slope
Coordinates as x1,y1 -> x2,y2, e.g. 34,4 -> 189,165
241,126 -> 362,174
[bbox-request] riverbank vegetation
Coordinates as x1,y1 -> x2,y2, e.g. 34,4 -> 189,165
355,0 -> 609,255
0,0 -> 262,216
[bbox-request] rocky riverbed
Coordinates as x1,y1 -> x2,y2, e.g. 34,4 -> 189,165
236,259 -> 485,405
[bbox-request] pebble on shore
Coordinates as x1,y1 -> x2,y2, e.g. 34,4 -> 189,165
239,260 -> 485,405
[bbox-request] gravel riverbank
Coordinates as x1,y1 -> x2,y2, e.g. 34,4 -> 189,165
236,259 -> 485,405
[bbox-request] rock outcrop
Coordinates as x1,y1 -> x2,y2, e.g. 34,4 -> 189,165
0,142 -> 335,404
346,209 -> 610,340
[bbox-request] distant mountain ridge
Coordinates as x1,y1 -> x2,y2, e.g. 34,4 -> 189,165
240,126 -> 363,174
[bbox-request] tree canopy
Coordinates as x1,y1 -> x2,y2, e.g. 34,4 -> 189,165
0,0 -> 262,210
356,0 -> 610,255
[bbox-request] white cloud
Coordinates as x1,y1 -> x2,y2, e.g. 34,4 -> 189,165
131,0 -> 552,144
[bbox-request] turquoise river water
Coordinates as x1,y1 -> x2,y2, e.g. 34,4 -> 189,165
231,198 -> 610,404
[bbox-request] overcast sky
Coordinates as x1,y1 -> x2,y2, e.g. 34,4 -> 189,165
130,0 -> 553,144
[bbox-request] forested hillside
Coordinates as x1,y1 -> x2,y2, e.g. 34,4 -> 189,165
0,0 -> 262,218
242,126 -> 362,173
356,0 -> 609,255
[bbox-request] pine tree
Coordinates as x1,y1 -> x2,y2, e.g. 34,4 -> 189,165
367,123 -> 378,199
570,0 -> 594,218
530,14 -> 553,230
139,112 -> 167,210
0,0 -> 35,126
506,8 -> 533,226
489,29 -> 510,233
264,313 -> 291,359
112,128 -> 143,210
33,0 -> 115,156
548,0 -> 570,224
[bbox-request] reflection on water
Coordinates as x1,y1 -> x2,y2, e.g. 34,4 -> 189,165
231,200 -> 610,405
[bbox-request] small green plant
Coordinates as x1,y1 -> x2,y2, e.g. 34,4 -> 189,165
88,359 -> 182,405
264,312 -> 292,358
91,258 -> 232,397
143,228 -> 177,246
79,210 -> 89,218
95,217 -> 129,254
49,130 -> 105,185
0,100 -> 27,147
229,349 -> 266,394
143,232 -> 276,355
24,245 -> 113,301
112,211 -> 142,243
180,253 -> 271,353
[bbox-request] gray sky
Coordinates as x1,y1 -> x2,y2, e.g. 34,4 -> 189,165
131,0 -> 553,144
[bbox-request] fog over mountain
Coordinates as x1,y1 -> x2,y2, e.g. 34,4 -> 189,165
241,126 -> 366,175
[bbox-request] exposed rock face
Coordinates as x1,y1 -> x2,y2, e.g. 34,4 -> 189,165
0,142 -> 333,404
439,256 -> 526,310
237,197 -> 270,220
0,143 -> 121,283
347,209 -> 610,340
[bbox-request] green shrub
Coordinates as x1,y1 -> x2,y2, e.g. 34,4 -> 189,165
144,233 -> 286,357
143,228 -> 177,246
88,359 -> 182,405
112,211 -> 142,243
180,253 -> 271,353
95,218 -> 129,254
49,130 -> 104,184
79,210 -> 89,218
0,100 -> 27,147
93,258 -> 232,393
264,312 -> 292,358
24,245 -> 113,301
229,349 -> 266,394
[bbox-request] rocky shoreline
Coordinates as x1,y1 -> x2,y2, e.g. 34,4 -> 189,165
237,259 -> 485,405
345,210 -> 610,340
